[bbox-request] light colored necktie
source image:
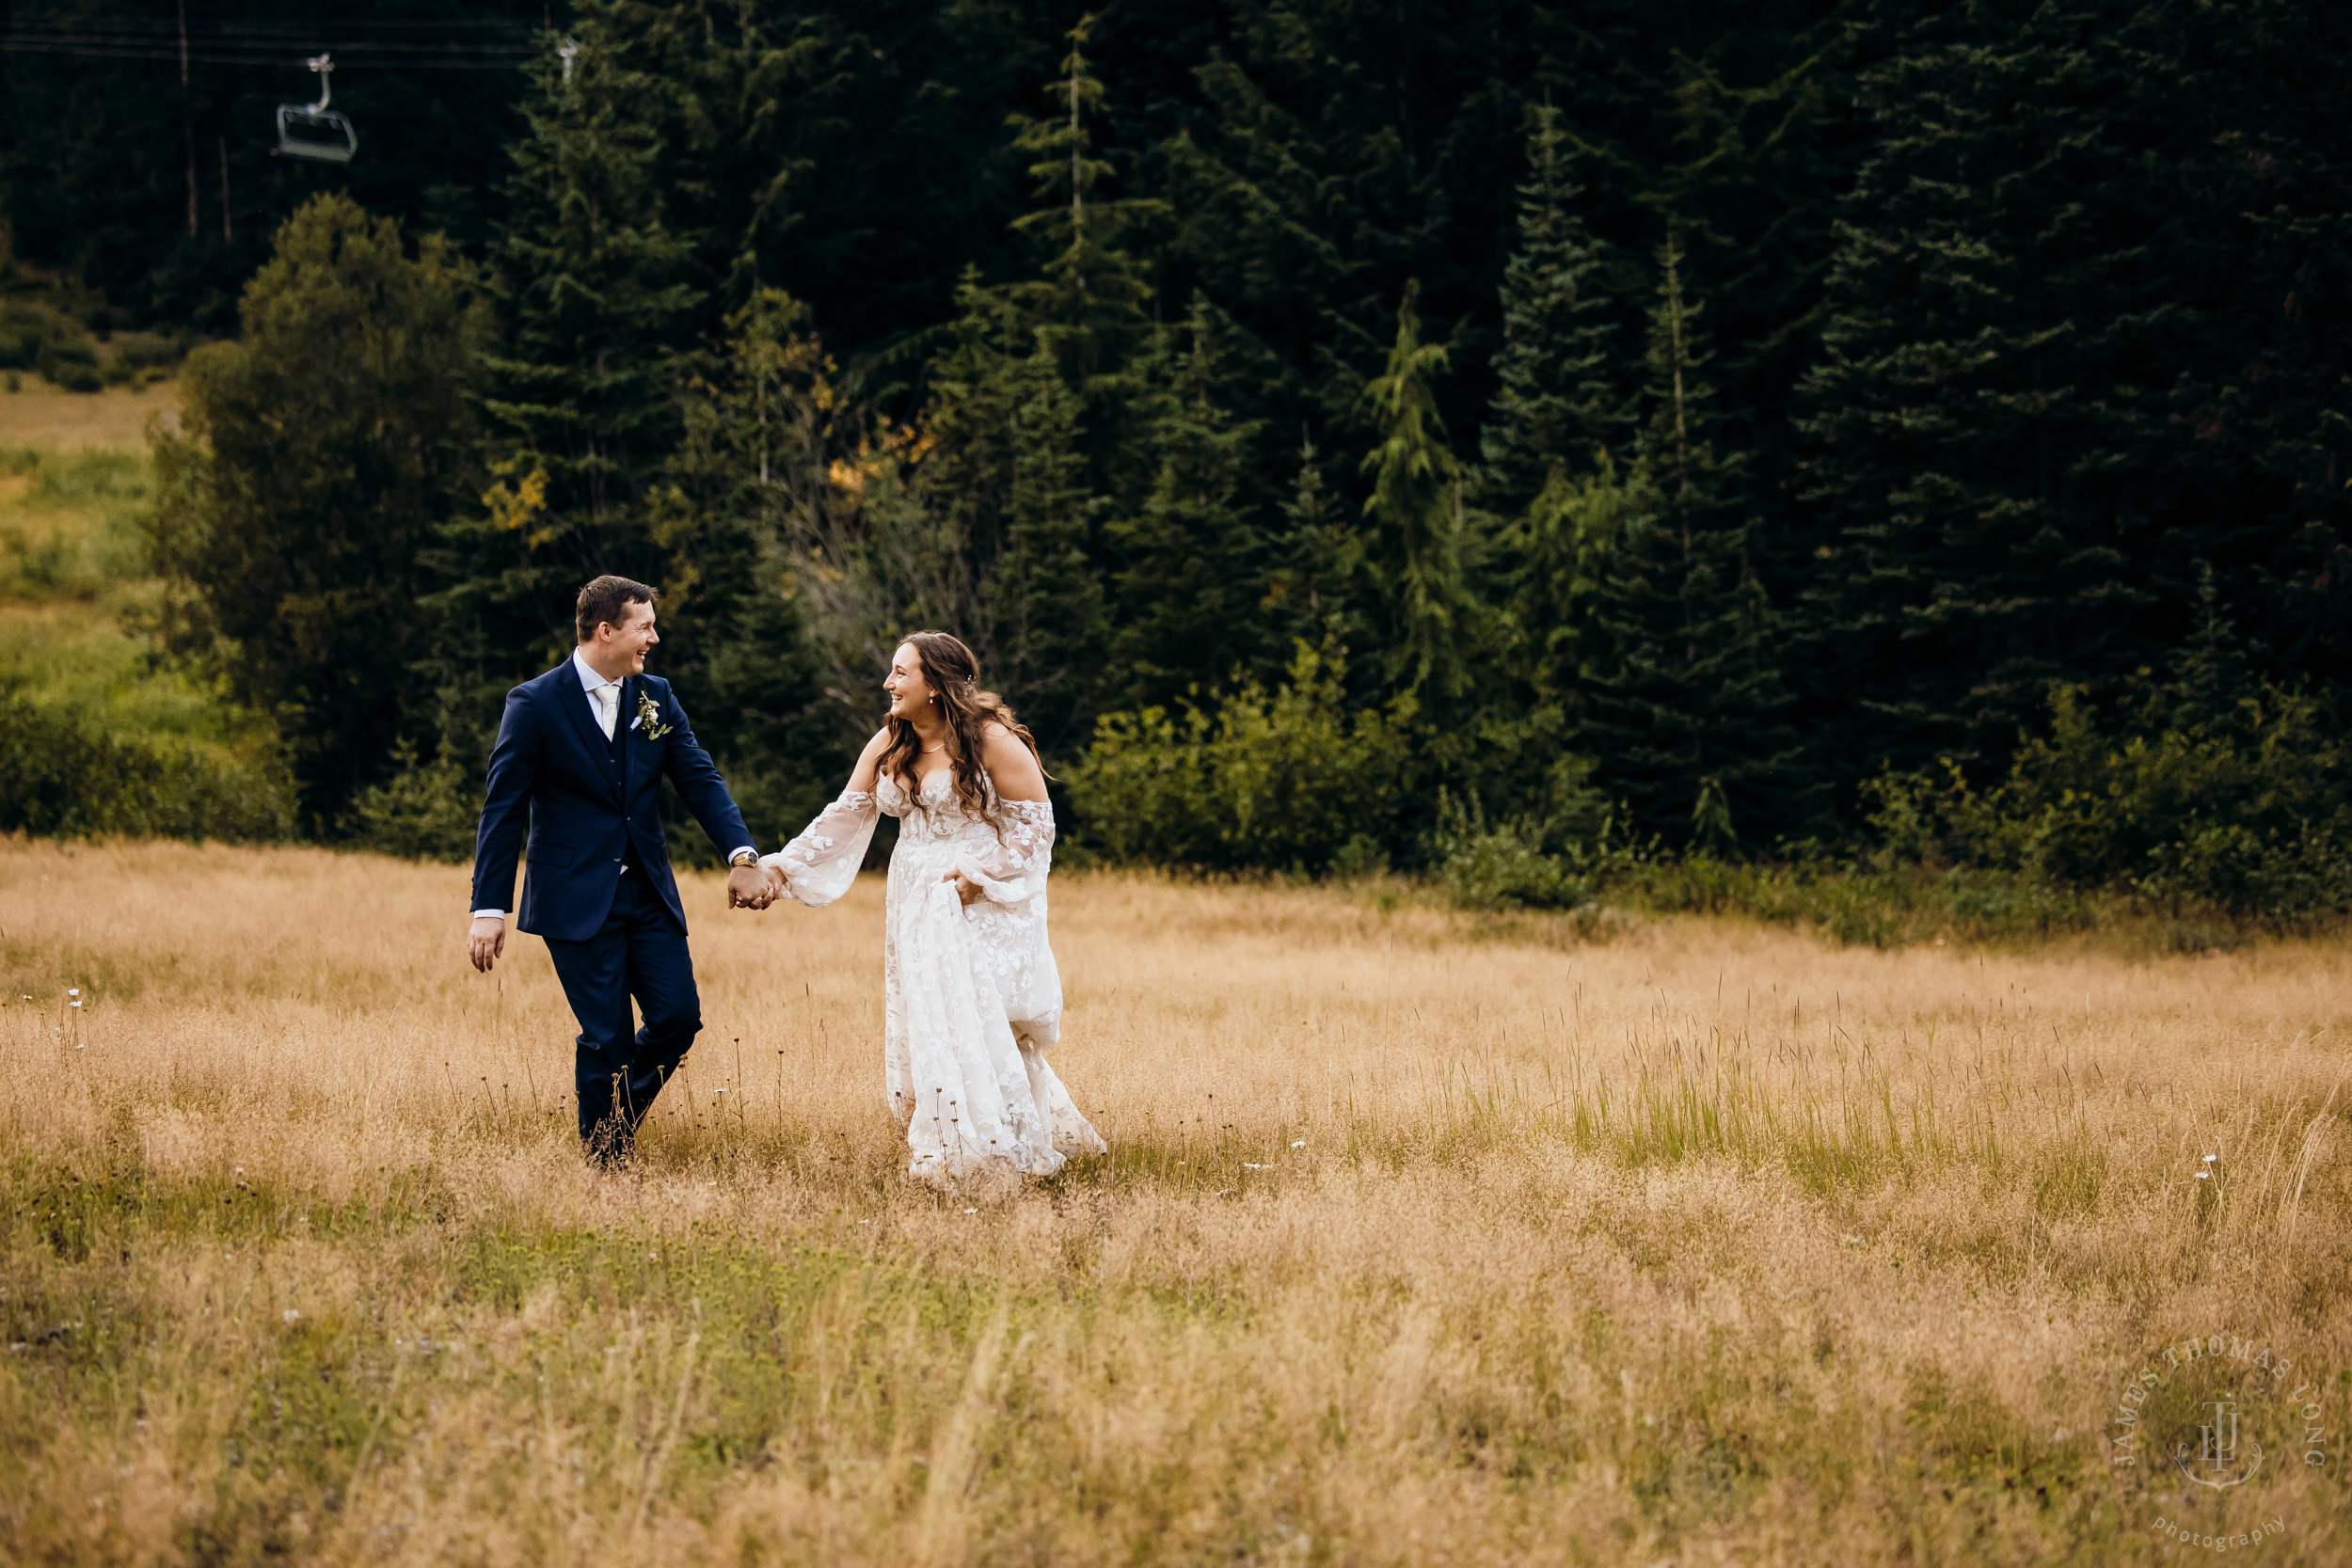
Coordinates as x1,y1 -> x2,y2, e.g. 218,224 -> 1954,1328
594,682 -> 620,740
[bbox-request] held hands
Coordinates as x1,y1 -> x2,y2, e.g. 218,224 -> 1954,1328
472,863 -> 772,971
468,916 -> 506,973
943,869 -> 981,908
728,862 -> 777,911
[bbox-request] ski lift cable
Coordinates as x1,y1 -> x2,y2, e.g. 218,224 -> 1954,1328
2,30 -> 536,54
5,15 -> 541,33
2,15 -> 543,65
0,41 -> 535,67
1,42 -> 536,59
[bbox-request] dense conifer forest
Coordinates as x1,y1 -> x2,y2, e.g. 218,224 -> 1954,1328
5,1 -> 2348,915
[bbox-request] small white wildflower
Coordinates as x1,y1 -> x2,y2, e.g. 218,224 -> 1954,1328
282,1309 -> 300,1324
963,1208 -> 977,1214
1243,1163 -> 1266,1170
70,1001 -> 82,1009
67,989 -> 80,997
2202,1154 -> 2218,1164
2196,1171 -> 2211,1180
1290,1140 -> 1306,1148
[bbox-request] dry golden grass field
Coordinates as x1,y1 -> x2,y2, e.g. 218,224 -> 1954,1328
0,379 -> 179,451
3,837 -> 2348,1565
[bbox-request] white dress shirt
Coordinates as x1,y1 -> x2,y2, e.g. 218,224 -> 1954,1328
576,644 -> 624,738
470,649 -> 756,920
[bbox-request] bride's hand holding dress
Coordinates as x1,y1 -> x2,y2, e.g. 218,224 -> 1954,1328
761,721 -> 1104,1188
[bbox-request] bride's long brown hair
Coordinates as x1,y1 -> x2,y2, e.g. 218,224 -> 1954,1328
881,631 -> 1049,821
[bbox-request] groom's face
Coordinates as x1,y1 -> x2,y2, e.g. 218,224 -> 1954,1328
589,600 -> 660,679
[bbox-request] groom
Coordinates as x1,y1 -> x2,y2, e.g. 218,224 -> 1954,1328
466,575 -> 775,1164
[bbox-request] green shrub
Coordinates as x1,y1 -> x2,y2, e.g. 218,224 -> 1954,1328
0,693 -> 296,841
1329,833 -> 1390,880
42,356 -> 103,393
342,737 -> 478,862
15,308 -> 103,391
0,447 -> 155,599
0,607 -> 297,843
1868,683 -> 2352,917
0,300 -> 103,383
112,332 -> 184,372
1857,574 -> 2352,918
1068,641 -> 1416,871
1427,788 -> 1589,910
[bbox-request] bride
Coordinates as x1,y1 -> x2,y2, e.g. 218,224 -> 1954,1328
759,631 -> 1104,1187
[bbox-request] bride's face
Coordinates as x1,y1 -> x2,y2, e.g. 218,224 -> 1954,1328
883,644 -> 935,721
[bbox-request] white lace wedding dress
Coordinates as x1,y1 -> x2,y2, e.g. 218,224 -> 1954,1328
762,770 -> 1104,1187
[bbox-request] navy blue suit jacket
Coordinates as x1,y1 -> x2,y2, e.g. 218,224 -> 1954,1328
469,661 -> 755,942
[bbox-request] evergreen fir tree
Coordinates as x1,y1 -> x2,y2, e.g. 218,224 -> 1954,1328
432,15 -> 704,705
1504,453 -> 1631,736
1157,0 -> 1526,444
1263,433 -> 1369,662
988,334 -> 1109,752
1788,0 -> 2352,795
1796,1 -> 2144,790
1634,22 -> 1861,624
875,19 -> 1160,745
1104,296 -> 1266,708
1003,14 -> 1167,488
1479,104 -> 1625,523
1582,236 -> 1795,845
900,266 -> 1112,750
1359,281 -> 1481,700
910,269 -> 1031,617
2154,561 -> 2257,736
1478,101 -> 1633,791
667,287 -> 861,842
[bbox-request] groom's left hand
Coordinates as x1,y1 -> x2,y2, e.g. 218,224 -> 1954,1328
728,863 -> 775,910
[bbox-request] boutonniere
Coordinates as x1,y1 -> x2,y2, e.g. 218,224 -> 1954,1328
634,689 -> 675,740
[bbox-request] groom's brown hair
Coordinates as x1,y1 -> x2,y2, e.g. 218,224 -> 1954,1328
576,575 -> 660,642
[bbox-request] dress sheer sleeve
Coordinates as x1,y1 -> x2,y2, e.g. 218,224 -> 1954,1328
951,799 -> 1056,905
760,790 -> 878,907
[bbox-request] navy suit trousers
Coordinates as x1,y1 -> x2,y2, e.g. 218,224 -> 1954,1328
543,864 -> 702,1148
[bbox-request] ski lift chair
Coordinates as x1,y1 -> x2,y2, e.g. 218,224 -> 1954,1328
275,54 -> 358,163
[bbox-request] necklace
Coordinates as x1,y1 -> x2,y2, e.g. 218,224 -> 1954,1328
921,741 -> 946,755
